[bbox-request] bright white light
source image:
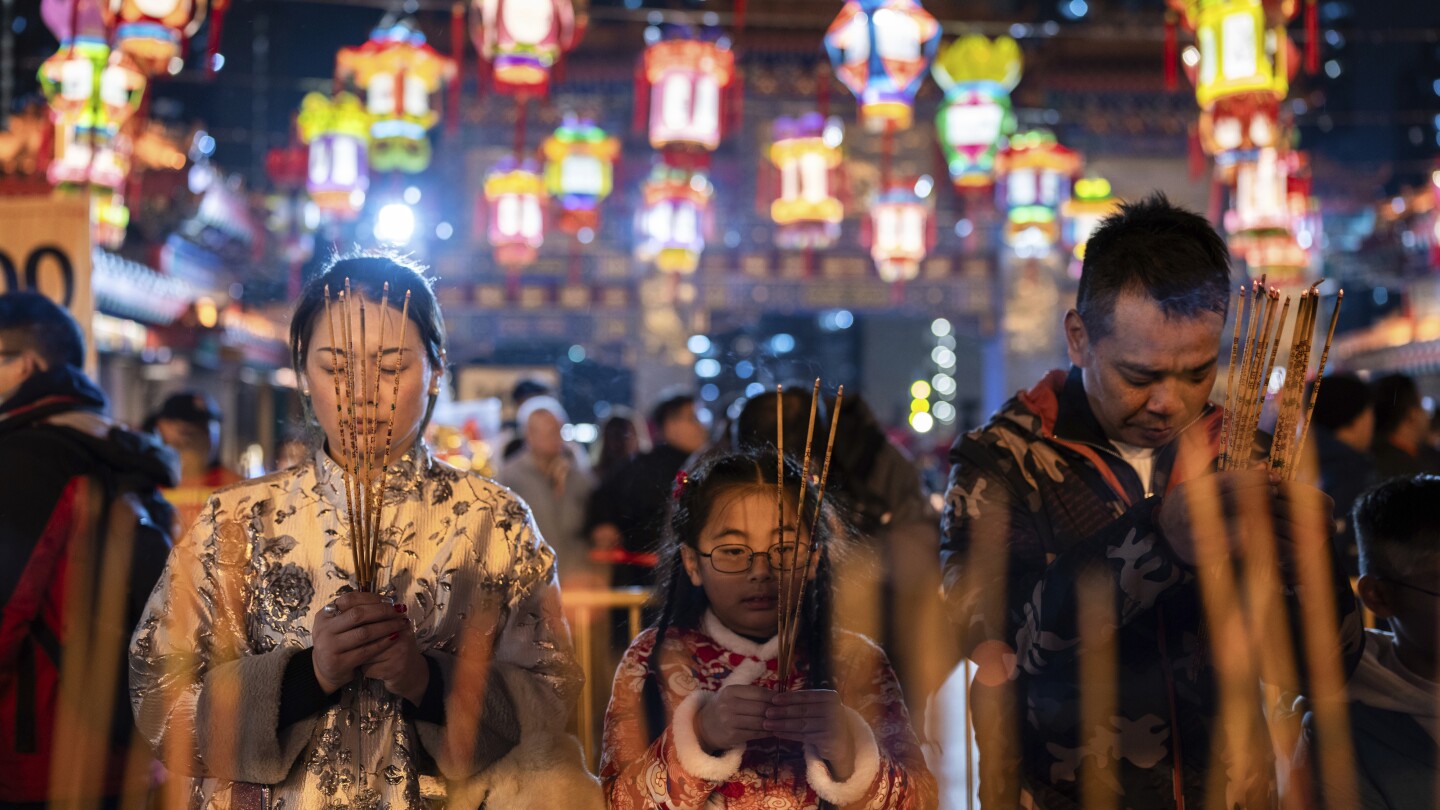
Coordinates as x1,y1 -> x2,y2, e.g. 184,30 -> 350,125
374,203 -> 416,244
1324,60 -> 1342,79
560,424 -> 576,442
834,310 -> 854,329
931,318 -> 952,337
695,358 -> 722,378
210,53 -> 225,72
745,382 -> 766,398
1065,0 -> 1088,18
914,175 -> 934,198
403,186 -> 422,205
954,219 -> 974,238
771,334 -> 796,354
934,401 -> 957,423
688,335 -> 712,354
1182,46 -> 1200,68
1267,367 -> 1286,396
568,345 -> 586,363
574,423 -> 599,444
1424,396 -> 1435,413
932,374 -> 957,396
701,384 -> 720,401
910,412 -> 935,433
932,346 -> 957,368
822,117 -> 844,148
577,227 -> 595,244
167,56 -> 184,76
349,189 -> 367,210
435,221 -> 454,240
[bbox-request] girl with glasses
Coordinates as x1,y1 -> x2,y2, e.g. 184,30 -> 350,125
599,449 -> 936,808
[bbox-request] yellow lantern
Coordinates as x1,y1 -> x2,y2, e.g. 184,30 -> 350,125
296,91 -> 371,221
541,116 -> 619,235
768,113 -> 844,250
932,35 -> 1022,191
996,130 -> 1081,255
336,20 -> 456,174
1062,177 -> 1121,262
484,157 -> 547,269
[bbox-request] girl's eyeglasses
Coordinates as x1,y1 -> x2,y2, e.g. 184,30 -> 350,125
699,542 -> 809,574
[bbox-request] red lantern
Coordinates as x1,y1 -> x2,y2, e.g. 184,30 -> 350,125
472,0 -> 583,95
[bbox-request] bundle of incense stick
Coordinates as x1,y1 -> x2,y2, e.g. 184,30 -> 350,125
774,379 -> 843,690
324,280 -> 412,592
1219,279 -> 1342,479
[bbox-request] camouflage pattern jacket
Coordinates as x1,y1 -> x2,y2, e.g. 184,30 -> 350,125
940,368 -> 1363,809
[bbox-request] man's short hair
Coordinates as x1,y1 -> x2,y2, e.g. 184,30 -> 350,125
1371,374 -> 1422,440
1077,192 -> 1231,341
1310,373 -> 1372,433
1354,474 -> 1440,579
0,291 -> 85,369
652,393 -> 695,430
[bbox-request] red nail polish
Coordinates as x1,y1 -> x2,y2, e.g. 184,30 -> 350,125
388,632 -> 399,640
395,604 -> 408,614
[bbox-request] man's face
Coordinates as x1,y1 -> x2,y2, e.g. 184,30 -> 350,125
1066,291 -> 1224,448
156,417 -> 215,456
662,402 -> 709,455
0,339 -> 38,406
525,409 -> 564,459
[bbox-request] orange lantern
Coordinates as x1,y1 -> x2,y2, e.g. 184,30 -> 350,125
865,185 -> 933,283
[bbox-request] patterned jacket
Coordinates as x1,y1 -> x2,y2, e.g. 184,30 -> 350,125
600,611 -> 938,809
940,368 -> 1363,809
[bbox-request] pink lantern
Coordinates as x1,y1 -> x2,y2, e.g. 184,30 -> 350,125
636,161 -> 713,275
473,0 -> 583,95
484,157 -> 547,269
865,185 -> 933,283
641,28 -> 736,152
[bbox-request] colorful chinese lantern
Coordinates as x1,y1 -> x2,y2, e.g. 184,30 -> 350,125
995,130 -> 1081,255
932,35 -> 1021,191
1224,146 -> 1312,282
335,20 -> 456,174
102,0 -> 207,77
296,91 -> 371,221
824,0 -> 941,132
484,157 -> 547,269
541,116 -> 619,235
472,0 -> 582,95
636,162 -> 712,275
768,113 -> 844,250
642,28 -> 736,152
1062,177 -> 1121,262
866,185 -> 933,283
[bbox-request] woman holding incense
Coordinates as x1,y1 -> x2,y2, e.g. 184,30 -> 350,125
129,253 -> 593,809
599,448 -> 937,809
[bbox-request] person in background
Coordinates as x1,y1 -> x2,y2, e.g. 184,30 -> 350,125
1310,373 -> 1378,575
500,395 -> 597,587
1311,474 -> 1440,809
1371,374 -> 1440,479
501,378 -> 553,463
145,391 -> 242,538
0,292 -> 177,808
587,392 -> 709,590
593,407 -> 648,482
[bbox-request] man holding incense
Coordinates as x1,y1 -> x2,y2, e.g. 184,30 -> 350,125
940,194 -> 1363,808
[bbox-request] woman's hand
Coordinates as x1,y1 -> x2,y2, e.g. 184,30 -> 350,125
311,591 -> 410,694
359,612 -> 430,705
693,685 -> 774,754
765,689 -> 858,780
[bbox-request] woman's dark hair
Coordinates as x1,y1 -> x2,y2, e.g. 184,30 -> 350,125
731,387 -> 831,460
289,252 -> 448,434
1371,373 -> 1422,440
642,448 -> 841,745
596,409 -> 644,479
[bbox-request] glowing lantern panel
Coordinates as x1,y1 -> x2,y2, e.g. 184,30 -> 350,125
296,92 -> 371,221
103,0 -> 206,76
541,117 -> 619,235
485,158 -> 547,269
825,0 -> 941,132
996,131 -> 1081,255
1062,177 -> 1121,262
474,0 -> 581,94
932,35 -> 1022,191
336,21 -> 456,174
768,113 -> 844,250
637,164 -> 712,275
868,187 -> 931,283
643,32 -> 734,152
1224,147 -> 1313,282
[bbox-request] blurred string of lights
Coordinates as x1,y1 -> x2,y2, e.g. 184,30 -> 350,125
910,316 -> 958,434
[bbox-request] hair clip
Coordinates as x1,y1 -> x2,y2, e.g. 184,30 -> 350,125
671,470 -> 690,501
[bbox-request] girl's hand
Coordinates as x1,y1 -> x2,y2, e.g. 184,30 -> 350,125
694,685 -> 774,753
359,611 -> 429,705
765,689 -> 858,780
311,592 -> 410,694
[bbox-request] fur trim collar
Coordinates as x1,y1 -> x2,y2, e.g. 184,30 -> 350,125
804,706 -> 882,805
701,610 -> 779,662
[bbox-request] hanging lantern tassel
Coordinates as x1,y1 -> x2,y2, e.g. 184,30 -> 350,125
513,98 -> 528,158
1305,0 -> 1320,75
816,62 -> 830,119
206,0 -> 228,78
723,70 -> 745,141
1164,12 -> 1178,91
632,59 -> 648,135
1188,125 -> 1205,179
568,242 -> 582,287
448,2 -> 464,136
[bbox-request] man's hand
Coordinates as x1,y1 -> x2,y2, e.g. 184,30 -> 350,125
1156,469 -> 1273,566
765,689 -> 859,781
693,685 -> 774,753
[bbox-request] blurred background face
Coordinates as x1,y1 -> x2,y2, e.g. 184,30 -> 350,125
1068,292 -> 1224,448
156,417 -> 215,457
303,297 -> 435,470
662,402 -> 709,454
525,408 -> 564,459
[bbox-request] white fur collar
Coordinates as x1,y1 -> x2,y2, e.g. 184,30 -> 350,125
701,610 -> 779,662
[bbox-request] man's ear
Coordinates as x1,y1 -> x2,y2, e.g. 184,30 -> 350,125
681,545 -> 703,587
1064,309 -> 1091,368
1356,574 -> 1396,620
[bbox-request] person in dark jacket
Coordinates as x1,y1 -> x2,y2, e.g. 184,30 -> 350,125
940,194 -> 1362,808
0,292 -> 177,808
1371,374 -> 1440,479
1310,373 -> 1378,575
586,393 -> 709,589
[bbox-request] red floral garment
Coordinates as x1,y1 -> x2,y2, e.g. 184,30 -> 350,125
600,611 -> 938,809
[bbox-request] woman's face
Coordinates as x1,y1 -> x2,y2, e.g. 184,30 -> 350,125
302,295 -> 439,470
